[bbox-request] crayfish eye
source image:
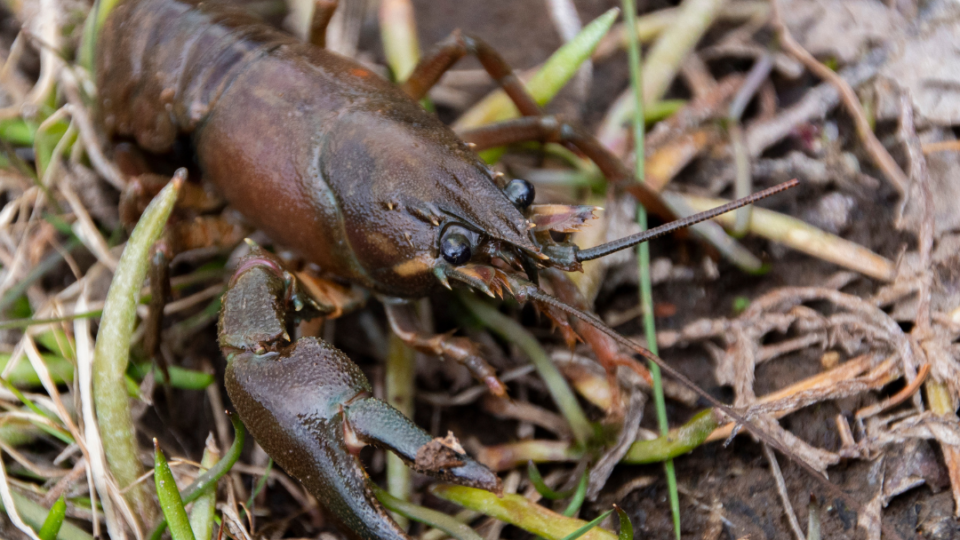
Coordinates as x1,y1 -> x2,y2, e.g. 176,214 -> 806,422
504,178 -> 535,209
440,228 -> 472,265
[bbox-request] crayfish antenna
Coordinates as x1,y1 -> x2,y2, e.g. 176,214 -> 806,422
519,284 -> 906,540
575,179 -> 799,262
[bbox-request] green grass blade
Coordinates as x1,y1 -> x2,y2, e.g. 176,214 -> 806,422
154,441 -> 196,540
430,485 -> 617,540
374,485 -> 482,540
561,472 -> 588,517
458,292 -> 593,446
245,458 -> 272,510
560,510 -> 613,540
79,0 -> 125,71
527,462 -> 575,500
614,506 -> 633,540
93,172 -> 183,522
0,490 -> 92,540
454,7 -> 619,129
37,495 -> 66,540
150,414 -> 246,540
622,409 -> 718,463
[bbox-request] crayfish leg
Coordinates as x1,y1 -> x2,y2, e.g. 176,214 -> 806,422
383,301 -> 507,396
307,0 -> 338,48
401,31 -> 675,221
401,31 -> 539,115
142,215 -> 247,358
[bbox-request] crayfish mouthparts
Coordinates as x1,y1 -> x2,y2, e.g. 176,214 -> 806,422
220,247 -> 501,540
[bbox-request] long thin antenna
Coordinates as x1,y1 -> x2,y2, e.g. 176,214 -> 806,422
525,287 -> 905,540
576,179 -> 799,262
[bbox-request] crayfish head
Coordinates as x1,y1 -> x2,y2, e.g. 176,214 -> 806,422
320,104 -> 550,297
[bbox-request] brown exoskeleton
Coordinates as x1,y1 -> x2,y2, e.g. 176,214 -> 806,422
95,1 -> 806,539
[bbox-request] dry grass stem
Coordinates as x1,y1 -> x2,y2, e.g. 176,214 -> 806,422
769,0 -> 907,196
762,444 -> 804,540
855,363 -> 930,420
920,140 -> 960,155
674,192 -> 896,281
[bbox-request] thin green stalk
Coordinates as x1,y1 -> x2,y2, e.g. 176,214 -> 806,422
620,1 -> 679,537
560,510 -> 613,540
0,311 -> 103,332
386,333 -> 416,530
79,0 -> 124,70
93,173 -> 182,524
561,472 -> 588,517
245,458 -> 272,510
457,292 -> 593,446
1,378 -> 56,422
0,378 -> 74,445
527,462 -> 577,500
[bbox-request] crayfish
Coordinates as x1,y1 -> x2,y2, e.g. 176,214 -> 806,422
95,1 -> 798,538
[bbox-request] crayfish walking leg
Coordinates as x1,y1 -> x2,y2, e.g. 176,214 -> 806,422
219,244 -> 500,540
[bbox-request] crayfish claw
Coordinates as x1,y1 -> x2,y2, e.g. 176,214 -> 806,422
346,398 -> 502,494
221,250 -> 501,540
225,337 -> 501,540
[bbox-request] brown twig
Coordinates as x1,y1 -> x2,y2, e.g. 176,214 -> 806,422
763,444 -> 805,540
855,363 -> 930,420
769,0 -> 907,196
920,140 -> 960,155
744,48 -> 886,158
61,72 -> 127,190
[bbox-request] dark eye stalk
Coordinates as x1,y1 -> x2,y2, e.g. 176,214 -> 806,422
441,229 -> 472,265
504,178 -> 535,209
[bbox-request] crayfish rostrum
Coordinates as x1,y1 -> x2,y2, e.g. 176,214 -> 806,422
95,1 -> 795,538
